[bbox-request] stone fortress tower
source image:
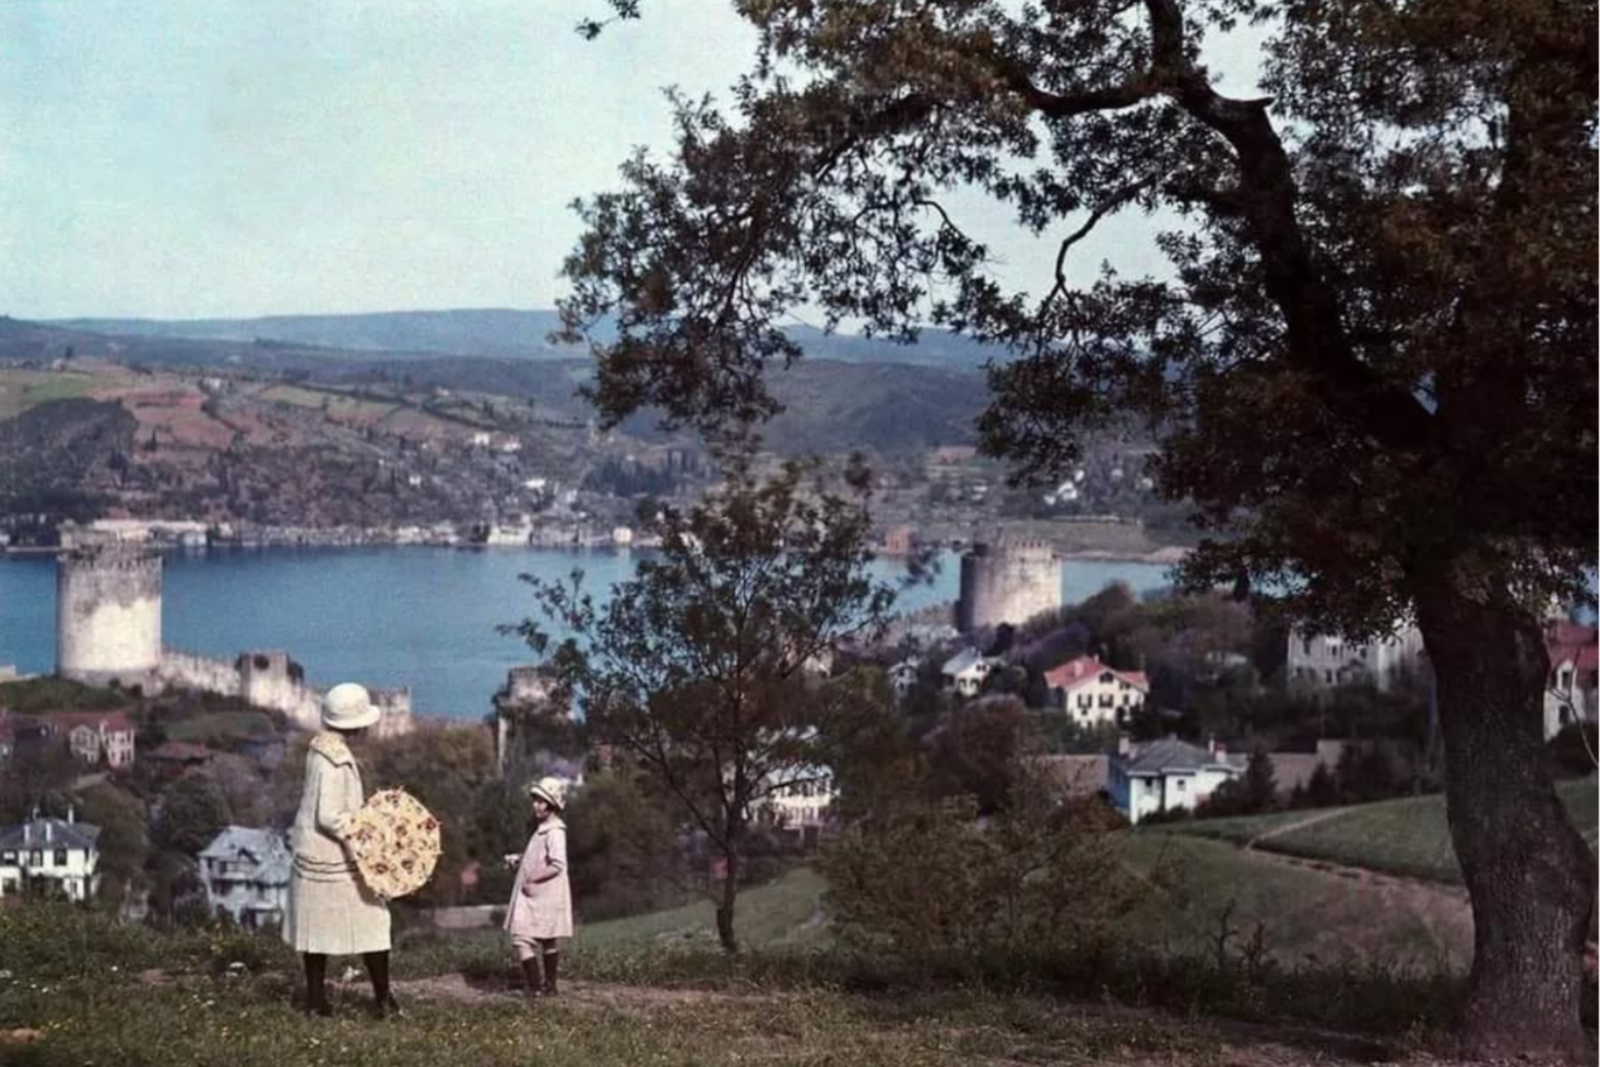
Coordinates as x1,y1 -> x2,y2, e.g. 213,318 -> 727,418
54,546 -> 415,736
56,545 -> 163,688
957,539 -> 1062,633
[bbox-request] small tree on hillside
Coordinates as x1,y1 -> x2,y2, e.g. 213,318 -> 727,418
1204,745 -> 1278,817
156,772 -> 232,857
925,696 -> 1036,814
512,455 -> 905,952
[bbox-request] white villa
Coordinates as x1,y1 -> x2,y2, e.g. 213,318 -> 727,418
759,768 -> 836,834
1109,738 -> 1240,825
941,648 -> 1006,697
1287,626 -> 1425,692
199,826 -> 292,930
1044,656 -> 1149,726
0,812 -> 101,902
887,657 -> 923,699
1544,620 -> 1599,740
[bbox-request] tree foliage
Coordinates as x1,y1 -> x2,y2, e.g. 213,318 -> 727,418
155,772 -> 232,857
822,766 -> 1138,958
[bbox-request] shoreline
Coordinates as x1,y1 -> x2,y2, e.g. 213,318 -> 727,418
10,532 -> 1192,564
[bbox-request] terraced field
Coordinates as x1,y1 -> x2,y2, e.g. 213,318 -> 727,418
0,366 -> 116,418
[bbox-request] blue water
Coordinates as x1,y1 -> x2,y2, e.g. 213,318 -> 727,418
0,548 -> 1171,719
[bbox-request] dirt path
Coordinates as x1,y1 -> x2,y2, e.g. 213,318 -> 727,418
1243,808 -> 1355,851
392,972 -> 760,1010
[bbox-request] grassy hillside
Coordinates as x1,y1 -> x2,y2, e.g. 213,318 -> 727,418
1167,777 -> 1598,884
1120,834 -> 1472,971
396,840 -> 1474,988
0,873 -> 1478,1067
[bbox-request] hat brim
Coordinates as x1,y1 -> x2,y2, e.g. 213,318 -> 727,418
324,704 -> 381,731
528,787 -> 563,811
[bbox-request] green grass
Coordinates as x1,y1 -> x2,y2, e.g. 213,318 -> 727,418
580,867 -> 827,953
394,867 -> 828,984
0,972 -> 1421,1067
0,678 -> 132,714
259,384 -> 398,421
1168,778 -> 1598,884
0,898 -> 1473,1064
0,369 -> 106,419
1118,834 -> 1471,972
1167,807 -> 1340,846
164,711 -> 280,743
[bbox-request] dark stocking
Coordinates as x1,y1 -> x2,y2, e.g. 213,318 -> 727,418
539,940 -> 560,997
363,951 -> 399,1016
303,953 -> 331,1016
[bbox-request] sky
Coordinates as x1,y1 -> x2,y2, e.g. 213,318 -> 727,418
0,0 -> 1264,321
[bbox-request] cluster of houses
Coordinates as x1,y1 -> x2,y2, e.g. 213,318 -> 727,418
881,611 -> 1599,826
0,710 -> 138,769
0,808 -> 291,928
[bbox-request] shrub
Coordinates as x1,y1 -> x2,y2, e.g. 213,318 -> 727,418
821,770 -> 1146,957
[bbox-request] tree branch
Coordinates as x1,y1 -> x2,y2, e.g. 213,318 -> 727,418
1039,175 -> 1160,320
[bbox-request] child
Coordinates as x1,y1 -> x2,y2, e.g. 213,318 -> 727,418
504,777 -> 572,998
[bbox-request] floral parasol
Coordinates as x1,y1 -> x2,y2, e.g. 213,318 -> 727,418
342,788 -> 441,899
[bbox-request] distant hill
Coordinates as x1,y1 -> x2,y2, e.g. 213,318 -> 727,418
50,309 -> 1009,370
0,316 -> 987,453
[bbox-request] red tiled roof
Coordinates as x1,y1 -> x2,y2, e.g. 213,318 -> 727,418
1547,622 -> 1599,680
1044,656 -> 1149,693
150,741 -> 214,762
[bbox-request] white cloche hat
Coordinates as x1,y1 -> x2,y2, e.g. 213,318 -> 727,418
323,682 -> 382,731
528,777 -> 566,812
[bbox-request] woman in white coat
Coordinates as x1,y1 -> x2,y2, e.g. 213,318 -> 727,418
504,777 -> 573,998
283,683 -> 398,1018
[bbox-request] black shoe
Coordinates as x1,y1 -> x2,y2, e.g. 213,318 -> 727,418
520,958 -> 544,1001
541,953 -> 559,998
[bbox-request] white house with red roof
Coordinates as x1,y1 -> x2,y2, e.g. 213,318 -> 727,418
1044,656 -> 1149,726
1544,619 -> 1598,740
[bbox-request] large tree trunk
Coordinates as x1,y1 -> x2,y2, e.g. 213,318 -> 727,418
1414,571 -> 1596,1060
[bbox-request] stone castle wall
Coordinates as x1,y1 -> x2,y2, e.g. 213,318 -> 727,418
57,547 -> 163,687
156,647 -> 413,737
158,649 -> 244,698
957,540 -> 1062,633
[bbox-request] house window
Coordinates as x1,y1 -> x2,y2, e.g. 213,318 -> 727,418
1144,779 -> 1156,792
1100,672 -> 1114,684
28,851 -> 42,868
1176,779 -> 1187,792
1302,638 -> 1313,656
53,850 -> 68,867
1099,694 -> 1114,708
1559,668 -> 1574,691
1324,670 -> 1333,683
0,851 -> 14,865
1077,694 -> 1092,709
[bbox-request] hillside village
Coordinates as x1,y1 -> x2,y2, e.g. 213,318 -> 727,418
0,325 -> 1191,558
